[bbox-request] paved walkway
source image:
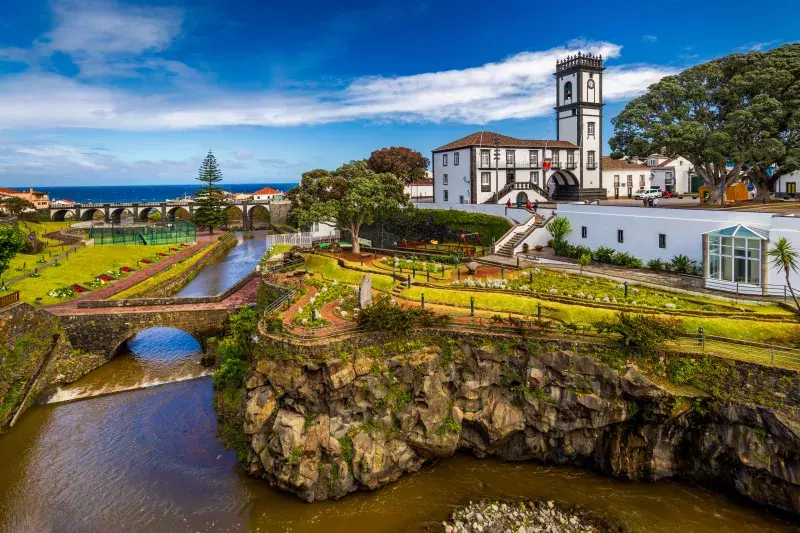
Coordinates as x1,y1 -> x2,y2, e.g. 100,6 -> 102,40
49,276 -> 260,316
47,232 -> 219,311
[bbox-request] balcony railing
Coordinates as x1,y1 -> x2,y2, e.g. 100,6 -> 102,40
566,162 -> 577,170
586,162 -> 598,170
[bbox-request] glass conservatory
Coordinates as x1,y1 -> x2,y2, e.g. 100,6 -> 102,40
703,225 -> 768,293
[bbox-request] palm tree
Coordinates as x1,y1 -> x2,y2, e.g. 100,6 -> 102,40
768,237 -> 800,312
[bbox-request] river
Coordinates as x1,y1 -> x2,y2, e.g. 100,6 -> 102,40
0,235 -> 797,533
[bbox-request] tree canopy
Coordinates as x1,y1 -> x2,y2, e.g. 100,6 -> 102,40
366,146 -> 430,185
0,197 -> 35,215
287,160 -> 409,253
0,226 -> 24,279
610,43 -> 800,203
193,151 -> 226,233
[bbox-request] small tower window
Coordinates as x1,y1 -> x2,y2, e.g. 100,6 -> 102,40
564,81 -> 573,100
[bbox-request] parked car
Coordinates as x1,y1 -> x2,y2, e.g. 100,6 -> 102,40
662,190 -> 674,198
634,188 -> 663,199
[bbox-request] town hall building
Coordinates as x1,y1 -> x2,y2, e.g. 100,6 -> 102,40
432,52 -> 607,205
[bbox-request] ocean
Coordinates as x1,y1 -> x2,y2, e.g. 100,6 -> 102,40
30,183 -> 298,204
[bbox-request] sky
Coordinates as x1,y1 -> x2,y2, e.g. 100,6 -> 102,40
0,0 -> 798,186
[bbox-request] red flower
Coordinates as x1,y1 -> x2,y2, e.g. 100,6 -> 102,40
73,284 -> 87,293
121,266 -> 132,272
141,259 -> 150,264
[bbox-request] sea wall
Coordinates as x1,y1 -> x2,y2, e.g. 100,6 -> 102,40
237,333 -> 800,513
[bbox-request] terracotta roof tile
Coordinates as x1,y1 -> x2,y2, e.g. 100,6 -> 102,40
433,131 -> 576,152
252,186 -> 281,195
601,156 -> 651,171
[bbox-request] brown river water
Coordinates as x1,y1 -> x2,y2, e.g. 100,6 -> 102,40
1,237 -> 798,532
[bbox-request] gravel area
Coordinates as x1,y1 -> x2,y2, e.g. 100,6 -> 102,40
441,500 -> 626,533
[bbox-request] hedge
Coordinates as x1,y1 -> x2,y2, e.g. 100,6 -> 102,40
360,208 -> 511,248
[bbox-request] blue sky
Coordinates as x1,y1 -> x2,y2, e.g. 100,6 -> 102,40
0,0 -> 797,186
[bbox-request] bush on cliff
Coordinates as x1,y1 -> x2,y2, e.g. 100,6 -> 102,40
356,294 -> 450,334
594,312 -> 683,356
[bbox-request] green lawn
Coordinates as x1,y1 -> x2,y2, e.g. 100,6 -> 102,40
8,244 -> 175,305
303,254 -> 395,292
401,285 -> 794,343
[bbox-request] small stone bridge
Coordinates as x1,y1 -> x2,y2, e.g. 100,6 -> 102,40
50,274 -> 259,359
49,199 -> 290,230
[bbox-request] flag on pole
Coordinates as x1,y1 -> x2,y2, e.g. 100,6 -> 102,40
543,159 -> 552,171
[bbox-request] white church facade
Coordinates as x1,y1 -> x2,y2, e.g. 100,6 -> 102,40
432,53 -> 607,205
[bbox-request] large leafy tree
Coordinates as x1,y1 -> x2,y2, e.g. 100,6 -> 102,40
287,160 -> 409,253
0,197 -> 35,215
366,147 -> 430,185
193,151 -> 226,234
0,226 -> 24,279
611,43 -> 800,204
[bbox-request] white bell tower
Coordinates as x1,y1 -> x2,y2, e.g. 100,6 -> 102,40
554,52 -> 605,195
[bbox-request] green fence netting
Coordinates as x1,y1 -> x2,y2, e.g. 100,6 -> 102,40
88,220 -> 196,245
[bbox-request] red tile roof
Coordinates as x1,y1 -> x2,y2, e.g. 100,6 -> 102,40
252,186 -> 281,195
433,131 -> 577,152
0,188 -> 19,194
601,156 -> 651,171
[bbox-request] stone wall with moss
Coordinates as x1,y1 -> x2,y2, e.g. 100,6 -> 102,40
234,332 -> 800,514
0,304 -> 65,430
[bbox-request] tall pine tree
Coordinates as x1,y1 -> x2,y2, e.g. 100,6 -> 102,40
193,151 -> 226,234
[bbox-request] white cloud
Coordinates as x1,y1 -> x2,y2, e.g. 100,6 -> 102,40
0,40 -> 678,130
233,149 -> 254,159
44,0 -> 183,57
738,40 -> 781,52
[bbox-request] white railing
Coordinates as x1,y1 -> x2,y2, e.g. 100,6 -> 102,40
266,230 -> 341,248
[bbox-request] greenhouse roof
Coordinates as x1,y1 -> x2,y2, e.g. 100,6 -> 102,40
703,224 -> 769,240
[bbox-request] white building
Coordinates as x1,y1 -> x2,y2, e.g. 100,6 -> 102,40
432,53 -> 607,205
774,170 -> 799,198
557,203 -> 800,295
252,186 -> 284,201
406,171 -> 434,201
649,155 -> 695,194
601,157 -> 650,198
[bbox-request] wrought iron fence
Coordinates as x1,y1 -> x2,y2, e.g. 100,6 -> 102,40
265,231 -> 341,249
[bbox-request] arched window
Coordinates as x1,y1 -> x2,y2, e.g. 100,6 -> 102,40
563,81 -> 572,100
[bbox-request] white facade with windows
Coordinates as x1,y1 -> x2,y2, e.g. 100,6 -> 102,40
774,170 -> 799,198
558,203 -> 800,295
601,157 -> 650,198
432,53 -> 607,205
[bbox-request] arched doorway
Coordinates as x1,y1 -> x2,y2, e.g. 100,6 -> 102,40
515,192 -> 528,205
547,170 -> 580,201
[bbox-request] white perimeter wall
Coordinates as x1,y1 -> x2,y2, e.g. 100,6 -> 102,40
557,204 -> 800,291
422,203 -> 534,225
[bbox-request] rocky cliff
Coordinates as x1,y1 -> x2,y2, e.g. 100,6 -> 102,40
238,334 -> 800,514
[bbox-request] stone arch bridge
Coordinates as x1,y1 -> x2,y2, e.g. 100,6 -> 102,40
49,199 -> 290,230
56,306 -> 233,360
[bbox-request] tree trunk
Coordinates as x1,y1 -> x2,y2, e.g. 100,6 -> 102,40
786,270 -> 800,312
757,183 -> 771,204
351,224 -> 360,254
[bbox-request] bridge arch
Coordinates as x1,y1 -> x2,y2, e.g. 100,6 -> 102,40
112,325 -> 204,362
167,206 -> 191,221
51,209 -> 76,222
80,208 -> 105,222
248,204 -> 271,229
110,207 -> 135,224
139,206 -> 161,222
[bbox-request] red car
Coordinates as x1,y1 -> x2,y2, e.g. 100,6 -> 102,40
662,190 -> 674,198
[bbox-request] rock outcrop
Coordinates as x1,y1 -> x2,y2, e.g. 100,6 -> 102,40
239,335 -> 800,514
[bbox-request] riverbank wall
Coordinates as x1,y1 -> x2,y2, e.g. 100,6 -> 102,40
236,331 -> 800,514
128,232 -> 237,298
0,303 -> 85,431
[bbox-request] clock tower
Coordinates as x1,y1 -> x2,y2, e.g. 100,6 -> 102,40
554,52 -> 605,198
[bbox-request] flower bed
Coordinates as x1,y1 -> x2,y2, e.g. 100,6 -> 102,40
293,278 -> 356,328
381,255 -> 448,274
48,286 -> 76,298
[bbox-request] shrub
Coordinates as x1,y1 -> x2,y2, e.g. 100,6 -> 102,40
568,244 -> 593,259
647,258 -> 665,271
595,246 -> 615,264
669,254 -> 696,275
594,312 -> 684,355
356,294 -> 450,334
547,216 -> 572,242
